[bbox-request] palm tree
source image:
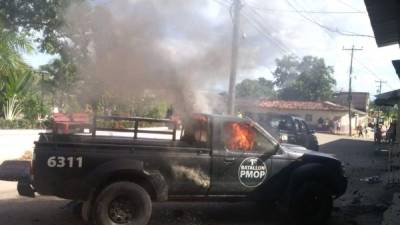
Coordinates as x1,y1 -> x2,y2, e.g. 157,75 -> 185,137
0,70 -> 35,120
0,19 -> 33,76
0,17 -> 35,120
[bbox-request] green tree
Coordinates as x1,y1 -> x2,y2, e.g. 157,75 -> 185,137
0,19 -> 32,76
236,78 -> 276,99
273,55 -> 336,101
0,0 -> 82,54
273,55 -> 300,88
0,70 -> 35,120
39,56 -> 78,109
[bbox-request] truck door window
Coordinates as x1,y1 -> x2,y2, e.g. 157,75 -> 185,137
300,121 -> 309,132
223,122 -> 275,153
278,118 -> 293,131
181,116 -> 209,147
294,120 -> 302,132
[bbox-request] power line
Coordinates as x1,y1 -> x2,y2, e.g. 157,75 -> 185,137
241,6 -> 295,55
353,58 -> 395,90
218,0 -> 393,94
335,0 -> 365,13
284,0 -> 374,38
213,0 -> 230,8
247,4 -> 366,15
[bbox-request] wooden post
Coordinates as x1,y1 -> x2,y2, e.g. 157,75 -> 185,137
134,119 -> 138,139
92,112 -> 97,137
172,122 -> 177,141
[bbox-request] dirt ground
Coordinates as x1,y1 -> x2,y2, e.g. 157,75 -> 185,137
0,133 -> 393,225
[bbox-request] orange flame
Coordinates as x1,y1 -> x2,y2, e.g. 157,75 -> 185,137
225,123 -> 255,151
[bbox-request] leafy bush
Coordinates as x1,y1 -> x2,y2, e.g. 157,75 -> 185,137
0,118 -> 45,129
22,94 -> 50,121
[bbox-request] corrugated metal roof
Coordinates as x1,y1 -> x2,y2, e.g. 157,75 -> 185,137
364,0 -> 400,47
375,89 -> 400,106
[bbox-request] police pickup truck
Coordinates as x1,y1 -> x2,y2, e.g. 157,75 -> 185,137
9,114 -> 347,225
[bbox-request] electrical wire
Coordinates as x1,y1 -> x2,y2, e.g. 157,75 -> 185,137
335,0 -> 365,13
215,0 -> 393,90
285,0 -> 374,38
242,9 -> 295,55
214,0 -> 295,56
353,58 -> 395,90
246,3 -> 366,15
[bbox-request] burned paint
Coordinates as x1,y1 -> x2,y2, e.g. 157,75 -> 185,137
172,165 -> 210,189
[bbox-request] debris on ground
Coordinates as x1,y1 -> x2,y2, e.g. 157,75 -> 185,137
360,176 -> 382,184
18,150 -> 33,161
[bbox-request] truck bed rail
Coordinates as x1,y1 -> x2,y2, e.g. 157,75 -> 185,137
92,115 -> 178,141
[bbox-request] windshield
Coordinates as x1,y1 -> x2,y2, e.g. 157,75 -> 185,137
249,118 -> 280,147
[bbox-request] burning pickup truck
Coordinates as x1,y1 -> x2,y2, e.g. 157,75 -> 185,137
1,113 -> 346,225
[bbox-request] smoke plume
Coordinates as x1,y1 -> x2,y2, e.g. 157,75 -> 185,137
64,0 -> 239,115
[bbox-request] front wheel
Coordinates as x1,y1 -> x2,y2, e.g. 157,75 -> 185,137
288,181 -> 332,225
92,182 -> 152,225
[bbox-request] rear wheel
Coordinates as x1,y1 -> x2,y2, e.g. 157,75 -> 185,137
288,181 -> 332,225
92,182 -> 152,225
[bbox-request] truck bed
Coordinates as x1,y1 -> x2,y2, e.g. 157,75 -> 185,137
37,131 -> 197,149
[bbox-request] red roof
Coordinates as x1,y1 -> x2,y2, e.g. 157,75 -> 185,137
256,100 -> 348,111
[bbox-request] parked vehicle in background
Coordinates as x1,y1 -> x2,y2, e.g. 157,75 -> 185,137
245,113 -> 319,151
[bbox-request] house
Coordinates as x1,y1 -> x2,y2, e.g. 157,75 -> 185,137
375,89 -> 400,142
332,92 -> 370,112
364,0 -> 400,142
236,99 -> 368,133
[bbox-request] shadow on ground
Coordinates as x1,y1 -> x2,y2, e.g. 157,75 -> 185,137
320,137 -> 388,225
0,197 -> 359,225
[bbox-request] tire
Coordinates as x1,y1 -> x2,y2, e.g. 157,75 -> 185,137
91,182 -> 152,225
288,181 -> 332,225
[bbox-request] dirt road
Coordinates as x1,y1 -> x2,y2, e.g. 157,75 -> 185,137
0,133 -> 389,225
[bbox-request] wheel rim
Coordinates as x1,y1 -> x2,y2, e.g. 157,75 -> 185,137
108,196 -> 136,224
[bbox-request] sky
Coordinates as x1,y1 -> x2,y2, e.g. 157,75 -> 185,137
22,0 -> 400,98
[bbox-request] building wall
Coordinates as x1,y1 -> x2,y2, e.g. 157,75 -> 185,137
333,92 -> 369,112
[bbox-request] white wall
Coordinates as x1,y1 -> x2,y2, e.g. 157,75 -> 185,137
239,106 -> 368,133
0,130 -> 44,163
240,107 -> 347,125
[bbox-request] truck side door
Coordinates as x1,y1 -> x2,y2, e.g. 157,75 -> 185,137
167,115 -> 211,196
209,120 -> 277,195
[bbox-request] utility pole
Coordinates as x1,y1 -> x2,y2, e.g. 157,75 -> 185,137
375,79 -> 387,125
343,45 -> 363,136
227,0 -> 242,115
